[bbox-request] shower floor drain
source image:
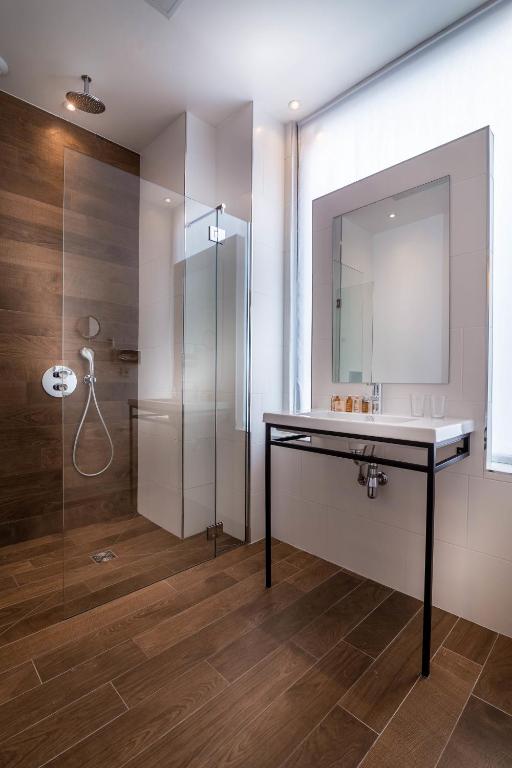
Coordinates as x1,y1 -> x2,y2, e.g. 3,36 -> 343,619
90,550 -> 117,563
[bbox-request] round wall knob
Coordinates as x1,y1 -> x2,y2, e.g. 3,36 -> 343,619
42,366 -> 77,398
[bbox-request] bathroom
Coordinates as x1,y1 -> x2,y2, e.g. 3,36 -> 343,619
0,0 -> 511,765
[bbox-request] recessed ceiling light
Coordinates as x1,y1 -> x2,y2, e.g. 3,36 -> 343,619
388,212 -> 396,219
288,99 -> 301,111
65,100 -> 76,112
164,197 -> 172,204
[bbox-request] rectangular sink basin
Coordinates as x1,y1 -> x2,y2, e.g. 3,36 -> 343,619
263,409 -> 475,444
306,410 -> 414,425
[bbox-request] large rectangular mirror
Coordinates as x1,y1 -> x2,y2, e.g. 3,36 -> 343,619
332,176 -> 450,384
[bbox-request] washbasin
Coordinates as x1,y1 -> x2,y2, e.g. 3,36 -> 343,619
305,410 -> 414,425
263,409 -> 475,445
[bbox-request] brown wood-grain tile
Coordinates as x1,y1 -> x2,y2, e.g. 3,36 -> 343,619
0,683 -> 126,768
0,639 -> 144,742
114,579 -> 303,708
342,607 -> 458,733
46,662 -> 227,768
443,617 -> 497,665
474,634 -> 512,716
344,590 -> 421,658
0,581 -> 169,676
35,571 -> 237,681
134,571 -> 271,659
437,695 -> 512,767
282,704 -> 376,768
286,557 -> 342,592
213,640 -> 371,768
0,661 -> 40,706
166,539 -> 265,591
208,569 -> 362,683
293,579 -> 392,659
359,647 -> 481,768
119,641 -> 314,768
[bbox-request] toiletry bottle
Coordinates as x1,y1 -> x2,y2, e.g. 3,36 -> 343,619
339,396 -> 347,412
353,396 -> 361,413
362,398 -> 369,414
331,395 -> 339,412
345,396 -> 353,413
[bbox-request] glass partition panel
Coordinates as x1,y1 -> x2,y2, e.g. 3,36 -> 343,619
61,150 -> 249,609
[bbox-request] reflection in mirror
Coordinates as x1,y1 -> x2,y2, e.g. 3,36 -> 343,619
76,315 -> 101,339
332,176 -> 450,384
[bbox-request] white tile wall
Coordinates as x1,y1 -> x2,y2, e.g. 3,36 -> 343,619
273,128 -> 512,637
250,106 -> 286,541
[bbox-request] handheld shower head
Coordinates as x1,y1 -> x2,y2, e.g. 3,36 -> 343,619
80,346 -> 95,374
66,75 -> 105,114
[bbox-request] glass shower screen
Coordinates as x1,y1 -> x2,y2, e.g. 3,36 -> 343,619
61,149 -> 249,609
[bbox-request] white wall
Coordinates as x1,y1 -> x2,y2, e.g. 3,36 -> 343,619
372,214 -> 447,383
137,105 -> 253,542
250,106 -> 286,541
137,182 -> 184,537
274,127 -> 512,638
140,114 -> 185,195
185,105 -> 253,221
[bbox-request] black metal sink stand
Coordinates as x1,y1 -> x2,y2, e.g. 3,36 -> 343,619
264,421 -> 471,677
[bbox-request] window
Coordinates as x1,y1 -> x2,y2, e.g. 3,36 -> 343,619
296,2 -> 512,472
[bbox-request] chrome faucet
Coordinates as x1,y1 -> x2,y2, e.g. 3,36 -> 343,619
369,383 -> 382,414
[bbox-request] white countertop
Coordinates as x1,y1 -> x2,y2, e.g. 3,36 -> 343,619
263,409 -> 475,445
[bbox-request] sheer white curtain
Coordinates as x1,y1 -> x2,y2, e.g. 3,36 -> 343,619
297,1 -> 512,470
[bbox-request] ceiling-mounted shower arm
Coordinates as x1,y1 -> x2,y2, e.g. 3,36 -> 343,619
81,74 -> 91,94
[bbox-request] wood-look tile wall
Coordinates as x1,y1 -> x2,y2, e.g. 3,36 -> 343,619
0,90 -> 140,547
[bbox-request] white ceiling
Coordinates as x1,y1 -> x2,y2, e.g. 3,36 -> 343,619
0,0 -> 488,152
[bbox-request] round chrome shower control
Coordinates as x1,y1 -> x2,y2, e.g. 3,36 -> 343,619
42,366 -> 77,398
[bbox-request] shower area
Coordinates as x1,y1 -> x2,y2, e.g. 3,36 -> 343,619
0,142 -> 250,625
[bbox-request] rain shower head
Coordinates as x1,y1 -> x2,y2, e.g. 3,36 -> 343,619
66,75 -> 105,114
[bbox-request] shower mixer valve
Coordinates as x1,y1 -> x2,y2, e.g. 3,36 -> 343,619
42,365 -> 78,398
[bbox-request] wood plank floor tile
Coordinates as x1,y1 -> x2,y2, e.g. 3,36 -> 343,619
342,607 -> 458,733
167,540 -> 265,591
119,642 -> 314,768
344,591 -> 421,658
359,647 -> 481,768
135,571 -> 271,658
209,641 -> 371,768
0,661 -> 40,705
135,560 -> 297,660
443,618 -> 497,665
0,537 -> 506,768
474,634 -> 512,716
282,704 -> 376,768
286,558 -> 343,592
0,682 -> 126,768
34,571 -> 237,681
0,583 -> 89,636
437,695 -> 512,767
46,662 -> 227,768
224,542 -> 298,582
114,580 -> 303,708
0,580 -> 170,675
293,580 -> 392,659
208,570 -> 362,682
284,550 -> 320,571
0,639 -> 145,741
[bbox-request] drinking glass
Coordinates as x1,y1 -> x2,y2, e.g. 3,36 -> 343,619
430,394 -> 446,419
410,394 -> 425,417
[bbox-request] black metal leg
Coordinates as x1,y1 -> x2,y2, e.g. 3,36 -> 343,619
422,444 -> 436,677
265,423 -> 272,588
129,405 -> 134,510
